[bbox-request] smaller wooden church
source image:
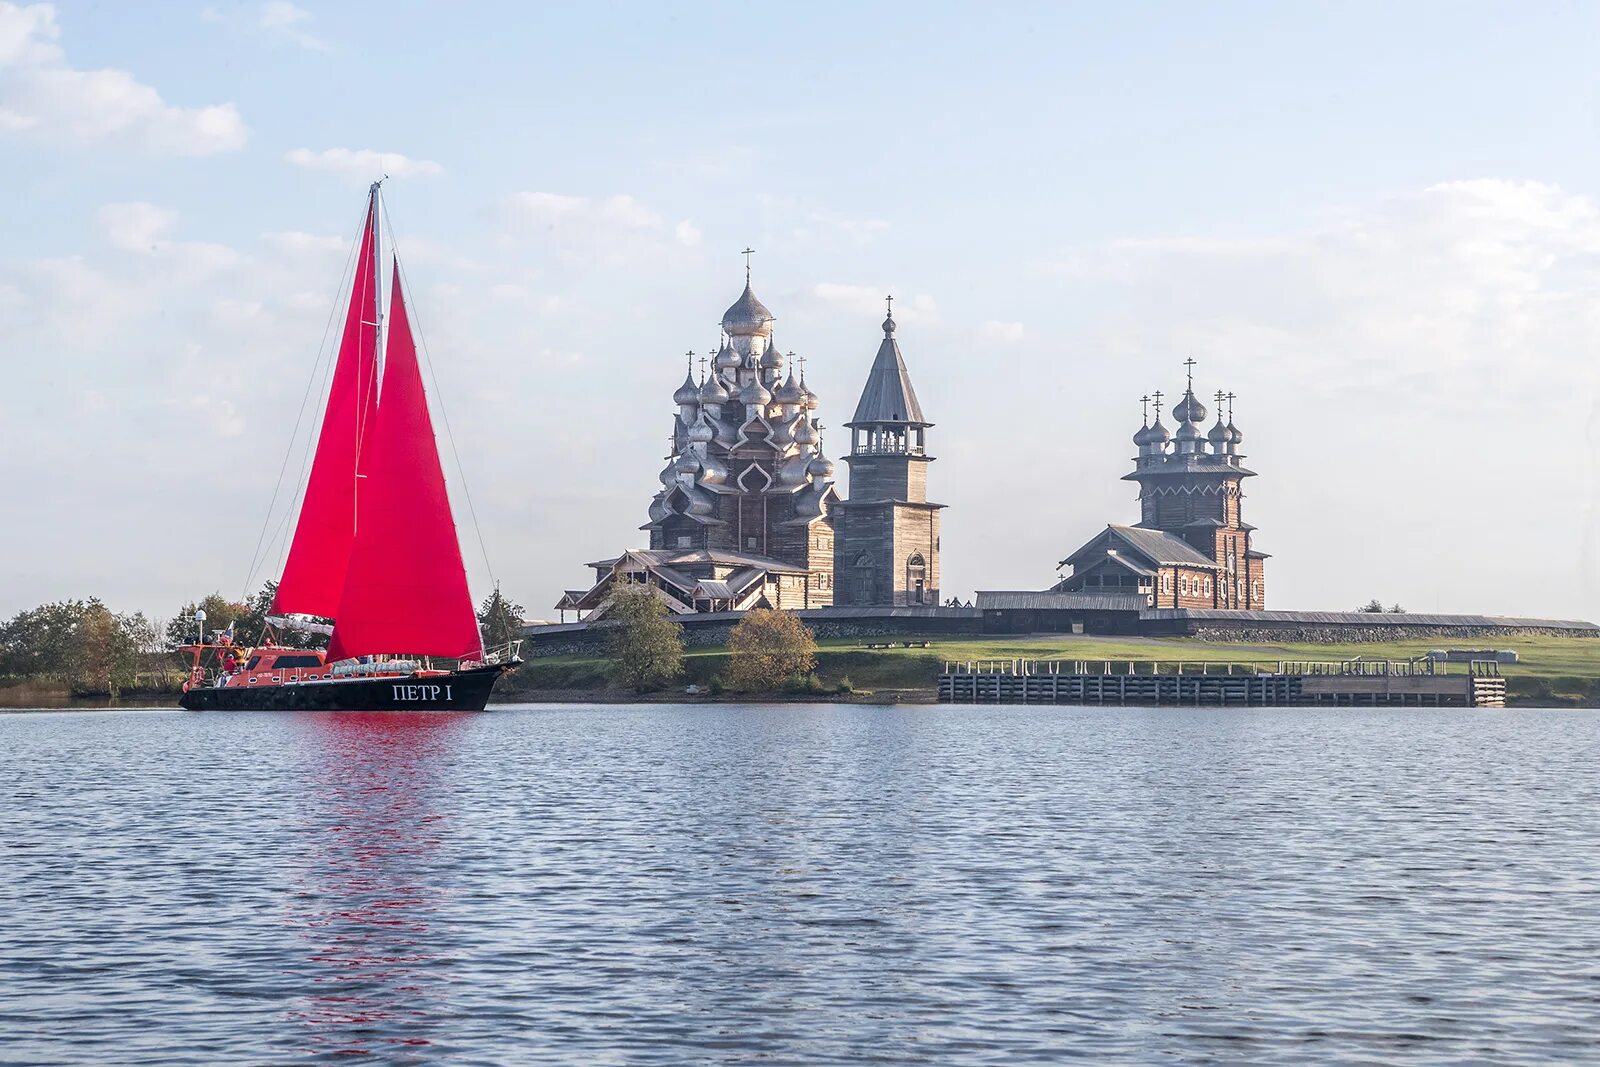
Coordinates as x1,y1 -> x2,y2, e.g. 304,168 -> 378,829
1053,363 -> 1268,609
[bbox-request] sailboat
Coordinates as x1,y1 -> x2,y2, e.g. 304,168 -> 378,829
179,184 -> 520,711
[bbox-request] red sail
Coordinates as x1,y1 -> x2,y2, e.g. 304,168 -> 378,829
273,195 -> 380,617
327,266 -> 483,663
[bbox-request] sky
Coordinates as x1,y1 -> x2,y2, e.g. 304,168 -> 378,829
3,0 -> 1600,623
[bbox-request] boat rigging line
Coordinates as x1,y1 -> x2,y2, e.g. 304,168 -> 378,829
239,201 -> 365,602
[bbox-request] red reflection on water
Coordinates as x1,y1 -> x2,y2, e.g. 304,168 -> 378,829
284,711 -> 470,1057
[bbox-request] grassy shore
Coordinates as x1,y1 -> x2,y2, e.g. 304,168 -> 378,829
5,634 -> 1594,708
501,632 -> 1600,707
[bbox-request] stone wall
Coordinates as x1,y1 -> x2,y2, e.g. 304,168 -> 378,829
522,606 -> 983,659
1189,625 -> 1598,644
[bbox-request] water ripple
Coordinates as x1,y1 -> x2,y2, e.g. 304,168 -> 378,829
2,704 -> 1599,1064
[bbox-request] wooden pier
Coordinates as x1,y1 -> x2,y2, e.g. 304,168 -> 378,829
938,658 -> 1506,708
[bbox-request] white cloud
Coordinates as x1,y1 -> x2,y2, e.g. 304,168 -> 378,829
979,319 -> 1025,344
0,1 -> 246,154
98,202 -> 177,251
813,282 -> 938,325
757,195 -> 890,247
598,195 -> 660,229
260,230 -> 348,257
499,191 -> 687,271
1045,179 -> 1600,397
257,1 -> 329,51
506,191 -> 585,227
285,146 -> 442,180
505,190 -> 663,233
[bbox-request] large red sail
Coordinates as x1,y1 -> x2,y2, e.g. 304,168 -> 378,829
326,266 -> 483,662
273,194 -> 380,617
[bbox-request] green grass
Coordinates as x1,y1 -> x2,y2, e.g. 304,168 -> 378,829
508,632 -> 1600,705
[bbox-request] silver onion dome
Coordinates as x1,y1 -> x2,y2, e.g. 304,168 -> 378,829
793,413 -> 818,446
715,340 -> 740,371
1173,390 -> 1208,425
699,372 -> 729,403
673,370 -> 700,406
1208,417 -> 1230,447
688,416 -> 715,443
739,377 -> 772,406
807,449 -> 835,479
1175,419 -> 1203,442
722,281 -> 775,337
774,370 -> 806,405
760,341 -> 785,371
1228,421 -> 1244,447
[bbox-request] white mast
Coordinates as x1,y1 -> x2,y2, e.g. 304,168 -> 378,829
370,179 -> 385,391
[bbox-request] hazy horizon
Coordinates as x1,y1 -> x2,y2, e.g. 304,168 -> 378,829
3,1 -> 1599,623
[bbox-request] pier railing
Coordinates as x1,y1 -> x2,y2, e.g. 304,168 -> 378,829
941,657 -> 1503,678
938,657 -> 1504,707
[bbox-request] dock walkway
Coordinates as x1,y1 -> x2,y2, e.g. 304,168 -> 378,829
938,659 -> 1506,708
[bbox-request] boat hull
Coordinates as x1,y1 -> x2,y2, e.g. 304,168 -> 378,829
178,663 -> 512,712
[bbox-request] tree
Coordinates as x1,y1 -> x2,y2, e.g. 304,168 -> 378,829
478,587 -> 525,650
1357,599 -> 1386,613
164,592 -> 249,648
161,583 -> 327,649
725,608 -> 817,692
0,600 -> 87,679
0,599 -> 165,696
244,582 -> 329,648
79,602 -> 152,698
607,582 -> 685,692
1390,604 -> 1407,615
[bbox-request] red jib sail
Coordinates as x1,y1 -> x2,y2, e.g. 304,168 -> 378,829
326,265 -> 483,663
273,194 -> 380,617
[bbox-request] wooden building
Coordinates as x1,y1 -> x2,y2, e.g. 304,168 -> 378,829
833,301 -> 943,606
558,275 -> 943,619
1054,364 -> 1268,609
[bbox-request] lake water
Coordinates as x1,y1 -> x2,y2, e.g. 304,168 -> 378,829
3,704 -> 1598,1065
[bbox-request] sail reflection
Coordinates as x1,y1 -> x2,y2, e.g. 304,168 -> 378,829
284,711 -> 468,1059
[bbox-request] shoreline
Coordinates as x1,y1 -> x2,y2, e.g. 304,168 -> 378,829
6,632 -> 1595,710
